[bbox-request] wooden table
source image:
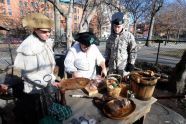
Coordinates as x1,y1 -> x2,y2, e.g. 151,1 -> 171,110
63,89 -> 157,124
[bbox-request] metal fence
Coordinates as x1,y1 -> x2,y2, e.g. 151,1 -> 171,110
136,40 -> 186,67
0,39 -> 185,72
0,43 -> 18,70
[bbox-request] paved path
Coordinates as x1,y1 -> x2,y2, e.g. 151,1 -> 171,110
145,102 -> 186,124
98,42 -> 185,67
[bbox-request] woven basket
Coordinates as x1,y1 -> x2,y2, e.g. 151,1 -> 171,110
105,74 -> 122,98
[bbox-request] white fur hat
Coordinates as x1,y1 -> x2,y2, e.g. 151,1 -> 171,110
22,13 -> 53,29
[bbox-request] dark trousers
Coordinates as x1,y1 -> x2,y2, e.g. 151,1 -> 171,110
14,93 -> 43,124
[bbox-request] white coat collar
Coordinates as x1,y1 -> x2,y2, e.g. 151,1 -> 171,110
17,34 -> 53,56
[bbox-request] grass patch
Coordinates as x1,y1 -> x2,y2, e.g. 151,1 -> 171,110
159,49 -> 185,58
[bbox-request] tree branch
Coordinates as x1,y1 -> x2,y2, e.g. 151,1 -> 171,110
47,0 -> 68,17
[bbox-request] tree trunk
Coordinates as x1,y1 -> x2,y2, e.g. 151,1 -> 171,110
149,16 -> 155,41
177,29 -> 180,40
165,29 -> 169,45
54,0 -> 61,43
133,20 -> 137,36
79,4 -> 98,33
145,0 -> 163,47
146,16 -> 155,46
66,0 -> 73,49
99,25 -> 102,38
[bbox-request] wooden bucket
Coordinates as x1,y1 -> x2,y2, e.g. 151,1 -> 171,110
130,71 -> 159,100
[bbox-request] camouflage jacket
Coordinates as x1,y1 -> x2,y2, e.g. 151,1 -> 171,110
105,30 -> 137,75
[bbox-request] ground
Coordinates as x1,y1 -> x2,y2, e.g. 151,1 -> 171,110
135,61 -> 186,119
153,89 -> 186,118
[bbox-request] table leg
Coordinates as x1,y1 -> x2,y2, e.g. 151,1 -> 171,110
133,115 -> 146,124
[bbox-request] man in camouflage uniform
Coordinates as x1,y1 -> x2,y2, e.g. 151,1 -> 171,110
105,17 -> 137,77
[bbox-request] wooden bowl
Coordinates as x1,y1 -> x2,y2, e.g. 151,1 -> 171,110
102,98 -> 136,119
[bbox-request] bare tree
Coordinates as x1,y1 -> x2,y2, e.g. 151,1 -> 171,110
66,0 -> 73,48
155,0 -> 186,41
47,0 -> 102,48
145,0 -> 164,46
120,0 -> 151,35
78,0 -> 101,32
95,3 -> 110,38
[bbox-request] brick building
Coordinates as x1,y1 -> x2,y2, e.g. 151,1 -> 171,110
0,0 -> 83,32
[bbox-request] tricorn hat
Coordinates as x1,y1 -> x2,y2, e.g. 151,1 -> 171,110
22,13 -> 53,29
75,32 -> 96,47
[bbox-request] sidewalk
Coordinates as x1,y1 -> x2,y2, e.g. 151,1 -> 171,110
145,102 -> 186,124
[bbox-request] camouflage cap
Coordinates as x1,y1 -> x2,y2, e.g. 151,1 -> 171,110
22,13 -> 53,29
112,18 -> 124,25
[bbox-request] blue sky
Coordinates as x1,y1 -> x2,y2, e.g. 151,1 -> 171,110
166,0 -> 175,3
60,0 -> 70,2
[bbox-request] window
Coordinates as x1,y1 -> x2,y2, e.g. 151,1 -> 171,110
7,0 -> 10,5
31,2 -> 35,7
19,1 -> 22,6
35,2 -> 38,7
20,9 -> 24,16
7,5 -> 12,16
24,1 -> 27,7
45,5 -> 49,11
74,15 -> 77,20
74,23 -> 78,30
2,8 -> 6,15
74,8 -> 76,13
8,9 -> 12,16
0,0 -> 4,3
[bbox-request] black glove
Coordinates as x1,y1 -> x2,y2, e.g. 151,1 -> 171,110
125,63 -> 134,72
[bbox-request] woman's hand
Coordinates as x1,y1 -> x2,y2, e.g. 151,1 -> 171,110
52,82 -> 61,88
0,84 -> 8,94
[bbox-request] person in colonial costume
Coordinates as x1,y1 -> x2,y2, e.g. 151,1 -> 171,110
64,32 -> 107,79
13,13 -> 56,124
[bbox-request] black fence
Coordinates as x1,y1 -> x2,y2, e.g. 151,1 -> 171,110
136,40 -> 186,67
0,39 -> 185,71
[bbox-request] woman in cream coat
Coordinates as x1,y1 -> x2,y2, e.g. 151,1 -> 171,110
14,13 -> 56,124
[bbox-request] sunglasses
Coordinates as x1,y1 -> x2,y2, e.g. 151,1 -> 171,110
38,29 -> 52,33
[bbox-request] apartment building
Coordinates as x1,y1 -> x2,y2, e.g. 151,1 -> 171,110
0,0 -> 20,28
0,0 -> 83,33
60,2 -> 83,32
